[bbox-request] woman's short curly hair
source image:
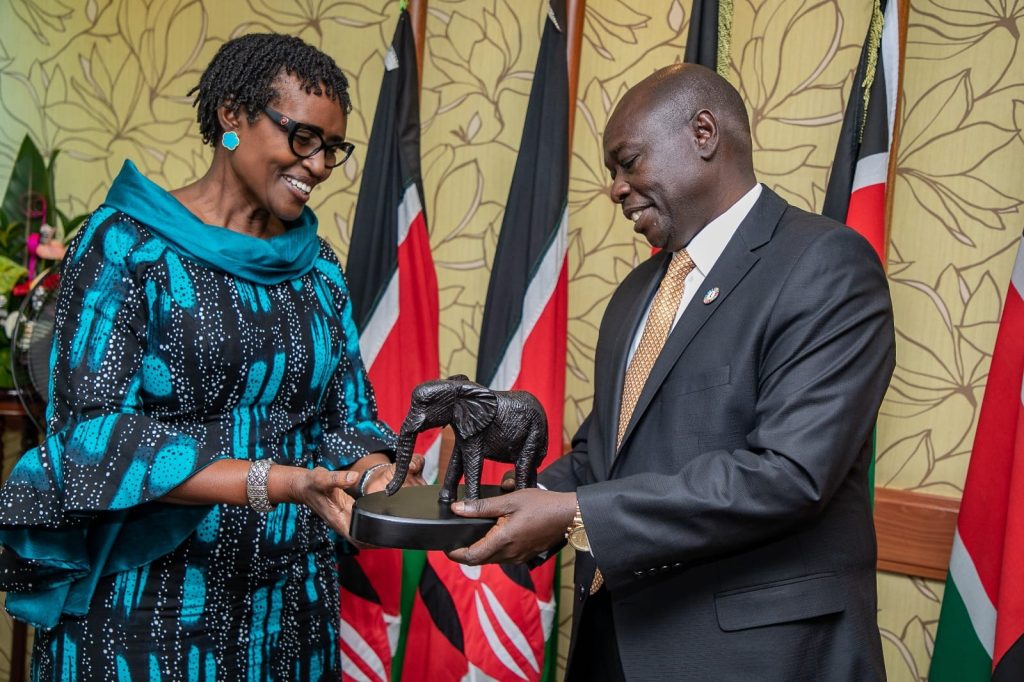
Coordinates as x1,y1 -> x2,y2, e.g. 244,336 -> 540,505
188,33 -> 352,146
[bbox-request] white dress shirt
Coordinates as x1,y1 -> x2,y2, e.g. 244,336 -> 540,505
628,183 -> 762,362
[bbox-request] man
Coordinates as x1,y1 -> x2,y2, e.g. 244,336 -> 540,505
448,64 -> 894,681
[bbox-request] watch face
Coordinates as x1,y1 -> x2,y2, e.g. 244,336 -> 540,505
568,526 -> 590,553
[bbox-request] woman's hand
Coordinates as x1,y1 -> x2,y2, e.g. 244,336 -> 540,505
363,456 -> 428,495
288,467 -> 361,540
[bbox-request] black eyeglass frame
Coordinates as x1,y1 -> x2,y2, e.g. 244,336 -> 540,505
263,105 -> 355,168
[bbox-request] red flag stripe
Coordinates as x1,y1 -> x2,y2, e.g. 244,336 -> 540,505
479,261 -> 568,477
996,393 -> 1024,665
340,613 -> 391,682
359,184 -> 424,369
489,209 -> 568,392
349,188 -> 440,682
957,244 -> 1024,593
952,239 -> 1024,668
407,558 -> 550,681
846,182 -> 886,261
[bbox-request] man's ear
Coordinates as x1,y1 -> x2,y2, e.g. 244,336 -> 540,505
692,110 -> 719,161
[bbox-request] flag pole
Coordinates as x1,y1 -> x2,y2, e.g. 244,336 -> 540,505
407,0 -> 426,91
882,0 -> 909,262
566,0 -> 585,146
550,9 -> 584,681
391,6 -> 431,681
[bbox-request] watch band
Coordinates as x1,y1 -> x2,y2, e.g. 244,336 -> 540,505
246,458 -> 276,513
566,500 -> 584,540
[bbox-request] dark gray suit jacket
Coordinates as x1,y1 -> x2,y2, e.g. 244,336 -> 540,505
541,187 -> 894,681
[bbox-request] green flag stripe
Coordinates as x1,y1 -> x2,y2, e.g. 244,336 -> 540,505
948,531 -> 997,657
391,549 -> 427,681
540,554 -> 561,682
930,576 -> 993,681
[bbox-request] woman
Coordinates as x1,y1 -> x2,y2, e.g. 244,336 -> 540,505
0,33 -> 422,679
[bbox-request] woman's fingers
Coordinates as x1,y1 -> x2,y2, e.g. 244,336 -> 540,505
323,486 -> 356,539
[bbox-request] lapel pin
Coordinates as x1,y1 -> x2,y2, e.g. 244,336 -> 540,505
702,287 -> 720,305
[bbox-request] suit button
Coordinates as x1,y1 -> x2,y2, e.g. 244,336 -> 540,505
578,584 -> 587,598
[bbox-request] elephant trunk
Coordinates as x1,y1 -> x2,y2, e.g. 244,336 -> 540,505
384,429 -> 418,496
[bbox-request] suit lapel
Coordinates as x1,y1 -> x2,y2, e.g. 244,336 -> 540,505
598,252 -> 670,473
613,187 -> 789,462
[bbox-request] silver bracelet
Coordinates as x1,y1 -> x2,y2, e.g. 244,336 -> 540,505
246,459 -> 276,513
359,463 -> 390,497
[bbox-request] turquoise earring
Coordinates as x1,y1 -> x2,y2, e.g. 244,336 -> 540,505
221,131 -> 240,151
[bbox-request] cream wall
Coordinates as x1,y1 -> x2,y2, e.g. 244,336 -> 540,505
2,1 -> 1022,680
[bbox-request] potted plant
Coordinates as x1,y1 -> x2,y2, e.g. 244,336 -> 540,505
0,135 -> 88,390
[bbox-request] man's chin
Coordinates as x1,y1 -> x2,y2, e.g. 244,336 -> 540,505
640,230 -> 667,251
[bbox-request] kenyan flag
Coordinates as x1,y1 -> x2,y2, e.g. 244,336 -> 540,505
929,235 -> 1024,681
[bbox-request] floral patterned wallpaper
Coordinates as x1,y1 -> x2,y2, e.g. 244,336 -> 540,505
1,1 -> 1022,680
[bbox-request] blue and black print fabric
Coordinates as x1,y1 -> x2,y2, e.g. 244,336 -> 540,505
0,161 -> 395,680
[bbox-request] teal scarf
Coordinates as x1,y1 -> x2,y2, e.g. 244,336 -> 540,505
103,160 -> 320,285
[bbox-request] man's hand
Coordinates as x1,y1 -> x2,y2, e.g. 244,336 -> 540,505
446,489 -> 577,565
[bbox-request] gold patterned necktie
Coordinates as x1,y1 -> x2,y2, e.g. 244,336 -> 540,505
616,249 -> 696,450
590,250 -> 695,596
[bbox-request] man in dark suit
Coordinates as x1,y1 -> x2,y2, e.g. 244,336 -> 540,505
448,63 -> 894,681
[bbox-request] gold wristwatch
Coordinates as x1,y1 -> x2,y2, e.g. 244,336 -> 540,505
565,499 -> 590,553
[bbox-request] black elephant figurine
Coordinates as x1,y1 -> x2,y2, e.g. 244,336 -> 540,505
385,375 -> 548,503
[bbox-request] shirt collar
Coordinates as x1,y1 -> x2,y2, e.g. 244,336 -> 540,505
683,183 -> 762,277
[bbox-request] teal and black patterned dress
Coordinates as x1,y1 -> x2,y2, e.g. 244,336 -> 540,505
0,161 -> 395,680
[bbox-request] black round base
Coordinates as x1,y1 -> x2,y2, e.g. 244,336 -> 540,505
350,484 -> 504,551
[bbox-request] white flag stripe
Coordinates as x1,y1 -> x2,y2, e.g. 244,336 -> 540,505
491,207 -> 569,391
385,611 -> 402,656
340,651 -> 375,682
1011,237 -> 1024,299
537,594 -> 556,641
421,432 -> 442,484
462,663 -> 500,682
358,183 -> 422,369
340,618 -> 388,682
1015,239 -> 1024,406
358,271 -> 398,370
481,583 -> 540,673
397,183 -> 422,246
474,592 -> 529,680
882,0 -> 900,148
948,530 -> 997,657
850,152 -> 889,194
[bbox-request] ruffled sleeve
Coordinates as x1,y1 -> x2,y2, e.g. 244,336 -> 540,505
0,209 -> 227,628
310,243 -> 396,468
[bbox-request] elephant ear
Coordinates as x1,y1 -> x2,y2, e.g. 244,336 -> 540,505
452,381 -> 498,438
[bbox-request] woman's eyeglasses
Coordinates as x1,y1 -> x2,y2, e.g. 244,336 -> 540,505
263,105 -> 355,168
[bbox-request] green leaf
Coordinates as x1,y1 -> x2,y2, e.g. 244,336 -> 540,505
0,347 -> 15,390
0,255 -> 28,294
1,135 -> 53,229
57,209 -> 89,243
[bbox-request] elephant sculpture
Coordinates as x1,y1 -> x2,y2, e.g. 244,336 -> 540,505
385,375 -> 548,503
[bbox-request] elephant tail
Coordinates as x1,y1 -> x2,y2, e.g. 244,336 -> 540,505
385,430 -> 418,496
